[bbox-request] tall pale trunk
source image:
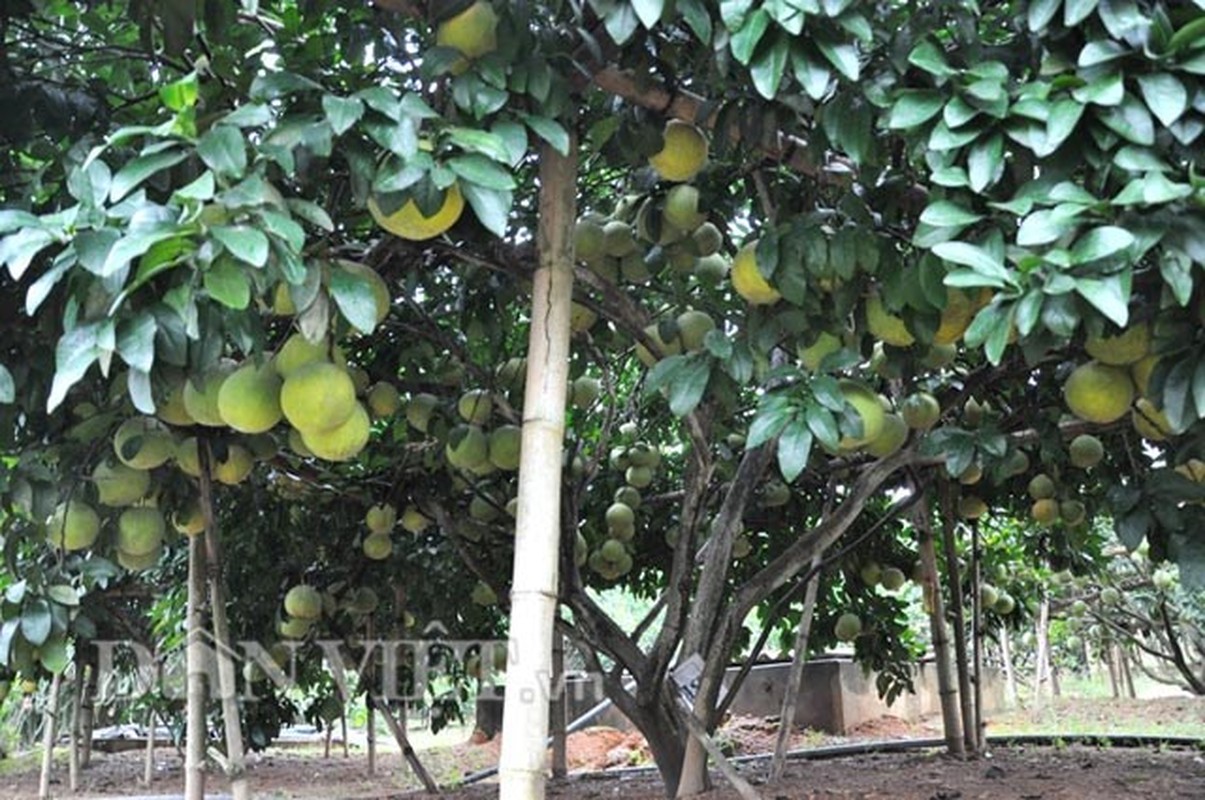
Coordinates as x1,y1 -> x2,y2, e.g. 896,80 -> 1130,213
999,628 -> 1017,706
80,661 -> 95,768
969,521 -> 984,751
38,671 -> 63,800
185,524 -> 207,800
1032,597 -> 1050,711
69,660 -> 84,791
938,485 -> 975,753
769,555 -> 822,783
915,498 -> 964,757
199,441 -> 250,800
143,708 -> 156,786
498,138 -> 577,800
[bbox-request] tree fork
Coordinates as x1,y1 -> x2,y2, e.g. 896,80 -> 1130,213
498,137 -> 577,800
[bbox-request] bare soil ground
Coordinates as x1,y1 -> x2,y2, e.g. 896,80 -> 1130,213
0,696 -> 1200,799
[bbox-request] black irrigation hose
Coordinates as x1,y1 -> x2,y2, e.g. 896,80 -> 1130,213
458,733 -> 1205,786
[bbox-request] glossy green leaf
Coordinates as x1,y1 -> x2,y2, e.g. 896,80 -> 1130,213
116,314 -> 157,373
211,225 -> 269,268
1136,73 -> 1187,127
21,599 -> 52,647
330,263 -> 379,335
747,395 -> 793,448
1028,0 -> 1060,32
448,153 -> 517,191
632,0 -> 665,29
102,226 -> 181,278
159,71 -> 198,111
110,149 -> 187,202
731,8 -> 770,65
816,35 -> 859,81
460,183 -> 511,238
751,36 -> 789,99
0,364 -> 13,404
668,357 -> 712,417
932,241 -> 1011,284
322,94 -> 365,136
908,39 -> 955,77
679,0 -> 714,42
1070,226 -> 1134,264
197,125 -> 248,181
1064,0 -> 1099,26
777,417 -> 813,483
967,132 -> 1004,193
888,90 -> 945,129
1075,273 -> 1131,327
203,257 -> 251,310
520,115 -> 570,156
920,201 -> 983,228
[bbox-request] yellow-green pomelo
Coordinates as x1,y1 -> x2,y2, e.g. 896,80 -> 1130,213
93,460 -> 150,507
1130,355 -> 1159,397
272,282 -> 296,315
865,413 -> 908,458
731,242 -> 780,305
401,506 -> 431,534
574,218 -> 607,263
175,437 -> 201,477
301,403 -> 371,462
365,503 -> 397,535
457,389 -> 493,425
366,382 -> 401,418
881,567 -> 907,591
695,253 -> 730,284
676,309 -> 716,352
405,393 -> 440,433
171,501 -> 206,536
901,392 -> 941,431
866,291 -> 915,347
213,445 -> 254,485
1068,434 -> 1104,469
1031,498 -> 1059,526
635,323 -> 683,367
218,362 -> 283,434
933,288 -> 987,345
284,585 -> 323,620
571,376 -> 601,409
662,184 -> 706,231
46,500 -> 100,551
648,120 -> 709,182
837,380 -> 886,449
117,545 -> 162,571
446,424 -> 489,470
362,532 -> 393,560
692,222 -> 723,257
1085,323 -> 1149,366
1028,473 -> 1056,500
1060,499 -> 1086,526
279,617 -> 312,639
117,507 -> 165,557
834,612 -> 862,642
435,1 -> 498,63
182,363 -> 236,427
113,417 -> 175,470
156,375 -> 195,426
274,334 -> 328,379
369,184 -> 465,241
958,495 -> 988,519
799,331 -> 842,372
281,363 -> 357,433
488,425 -> 522,471
1063,361 -> 1135,424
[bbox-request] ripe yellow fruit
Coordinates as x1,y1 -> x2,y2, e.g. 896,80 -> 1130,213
1085,323 -> 1149,366
731,242 -> 781,305
301,403 -> 371,462
272,283 -> 296,315
798,331 -> 843,372
649,120 -> 709,182
369,183 -> 465,241
93,460 -> 151,507
1068,434 -> 1104,469
156,374 -> 195,427
46,500 -> 101,551
217,362 -> 283,434
401,506 -> 431,534
362,532 -> 393,560
113,417 -> 175,470
281,363 -> 357,433
933,288 -> 986,345
175,437 -> 201,477
1131,398 -> 1173,441
837,379 -> 886,450
182,363 -> 236,427
279,617 -> 312,639
284,585 -> 323,621
117,507 -> 165,557
435,1 -> 498,71
213,445 -> 254,485
570,302 -> 598,333
1063,361 -> 1135,424
1031,498 -> 1059,526
274,334 -> 328,379
865,292 -> 915,347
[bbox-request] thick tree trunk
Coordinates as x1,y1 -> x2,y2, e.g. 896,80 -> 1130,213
1121,647 -> 1136,698
1107,642 -> 1121,698
916,498 -> 964,756
938,487 -> 976,753
498,138 -> 577,800
185,531 -> 208,800
38,671 -> 62,800
970,521 -> 984,751
143,708 -> 156,786
999,628 -> 1017,707
200,442 -> 250,800
69,660 -> 84,791
1032,598 -> 1050,711
769,555 -> 822,783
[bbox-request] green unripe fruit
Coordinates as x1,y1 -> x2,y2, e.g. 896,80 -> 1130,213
901,392 -> 941,431
217,361 -> 283,434
365,503 -> 397,535
117,507 -> 165,557
93,460 -> 151,507
457,389 -> 493,425
362,532 -> 392,560
274,334 -> 328,379
488,425 -> 523,471
834,612 -> 862,643
1028,473 -> 1056,500
284,585 -> 323,621
46,500 -> 101,551
113,417 -> 175,470
880,567 -> 906,591
405,393 -> 440,433
1068,434 -> 1104,469
625,464 -> 654,488
280,363 -> 357,433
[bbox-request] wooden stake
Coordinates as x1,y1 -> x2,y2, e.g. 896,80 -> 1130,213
916,495 -> 964,757
38,672 -> 63,800
769,555 -> 822,783
69,661 -> 84,792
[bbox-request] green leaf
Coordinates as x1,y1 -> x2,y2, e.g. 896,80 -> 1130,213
920,201 -> 983,228
448,153 -> 517,191
1017,209 -> 1071,247
21,599 -> 52,647
908,38 -> 955,78
46,585 -> 79,607
791,45 -> 831,101
1070,226 -> 1134,264
1078,40 -> 1127,67
39,636 -> 70,674
751,36 -> 790,99
604,3 -> 640,44
821,93 -> 872,165
731,8 -> 770,65
1159,248 -> 1193,307
110,149 -> 188,202
1099,95 -> 1156,145
197,125 -> 248,180
460,183 -> 511,238
803,398 -> 840,450
1072,71 -> 1124,106
211,225 -> 269,268
0,364 -> 13,403
445,126 -> 512,162
777,417 -> 813,483
519,115 -> 570,156
1075,273 -> 1131,327
1194,357 -> 1205,421
116,314 -> 157,373
221,103 -> 272,128
888,90 -> 945,129
204,257 -> 251,310
102,226 -> 182,279
329,263 -> 380,335
679,0 -> 714,41
1162,357 -> 1196,433
1028,0 -> 1060,31
1136,73 -> 1188,127
967,132 -> 1004,193
0,228 -> 55,281
816,35 -> 859,81
287,199 -> 335,232
632,0 -> 665,29
668,357 -> 712,417
174,170 -> 215,201
1043,99 -> 1086,154
258,210 -> 305,253
932,241 -> 1011,284
748,397 -> 793,448
322,94 -> 365,136
159,71 -> 198,111
1064,0 -> 1100,26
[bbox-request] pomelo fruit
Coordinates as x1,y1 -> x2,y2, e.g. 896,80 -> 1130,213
301,403 -> 371,462
281,363 -> 357,433
284,585 -> 323,620
457,389 -> 493,425
46,500 -> 100,551
676,309 -> 715,353
274,334 -> 328,379
866,291 -> 915,347
435,1 -> 498,72
901,392 -> 941,431
117,507 -> 165,557
217,361 -> 283,434
362,532 -> 392,560
365,503 -> 397,535
1068,434 -> 1104,469
648,120 -> 709,182
731,242 -> 780,305
1063,361 -> 1134,424
369,183 -> 465,241
446,424 -> 489,471
113,417 -> 175,470
834,612 -> 862,642
837,379 -> 885,450
93,460 -> 151,507
182,362 -> 236,427
488,425 -> 522,471
1085,323 -> 1149,366
213,445 -> 254,485
405,393 -> 440,433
